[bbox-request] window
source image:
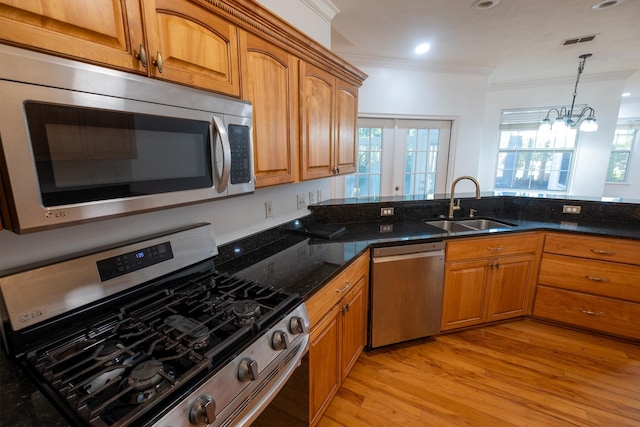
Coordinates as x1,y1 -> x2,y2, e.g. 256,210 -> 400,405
345,126 -> 382,197
495,108 -> 578,192
344,118 -> 451,198
606,127 -> 637,183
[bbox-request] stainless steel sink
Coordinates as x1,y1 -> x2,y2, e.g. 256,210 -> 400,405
457,218 -> 515,230
425,218 -> 515,232
425,220 -> 475,232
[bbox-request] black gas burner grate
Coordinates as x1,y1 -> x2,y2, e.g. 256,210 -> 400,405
24,269 -> 296,426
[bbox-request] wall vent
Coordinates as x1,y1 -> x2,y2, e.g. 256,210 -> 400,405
562,35 -> 597,45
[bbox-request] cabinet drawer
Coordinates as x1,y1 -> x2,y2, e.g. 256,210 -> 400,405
544,233 -> 640,265
533,286 -> 640,340
539,253 -> 640,302
306,251 -> 369,327
446,233 -> 541,261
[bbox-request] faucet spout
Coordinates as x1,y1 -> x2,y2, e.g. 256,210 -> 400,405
448,175 -> 481,219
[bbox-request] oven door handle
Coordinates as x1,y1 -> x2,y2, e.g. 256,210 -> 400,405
212,115 -> 231,193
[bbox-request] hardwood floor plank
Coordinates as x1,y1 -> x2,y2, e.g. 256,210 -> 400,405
320,319 -> 640,426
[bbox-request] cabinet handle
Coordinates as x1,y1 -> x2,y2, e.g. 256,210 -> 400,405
336,281 -> 351,294
589,248 -> 616,256
341,303 -> 351,315
585,275 -> 610,283
135,44 -> 147,68
487,246 -> 504,252
152,52 -> 163,73
579,307 -> 604,317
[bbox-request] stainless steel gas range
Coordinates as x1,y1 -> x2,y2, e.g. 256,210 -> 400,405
0,223 -> 309,427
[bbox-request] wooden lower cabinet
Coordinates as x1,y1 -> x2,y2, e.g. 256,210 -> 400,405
309,304 -> 340,423
534,286 -> 640,340
305,251 -> 369,425
441,233 -> 542,331
534,233 -> 640,340
441,254 -> 536,330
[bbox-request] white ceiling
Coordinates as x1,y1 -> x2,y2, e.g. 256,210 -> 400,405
330,0 -> 640,97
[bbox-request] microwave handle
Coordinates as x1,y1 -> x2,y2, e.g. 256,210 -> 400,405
212,115 -> 231,193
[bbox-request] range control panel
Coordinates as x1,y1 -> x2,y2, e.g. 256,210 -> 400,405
97,241 -> 174,282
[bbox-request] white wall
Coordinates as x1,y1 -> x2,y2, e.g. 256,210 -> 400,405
0,0 -> 334,271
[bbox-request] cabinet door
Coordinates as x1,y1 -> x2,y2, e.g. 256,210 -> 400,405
143,0 -> 240,96
0,0 -> 146,72
240,31 -> 298,187
334,78 -> 358,175
300,61 -> 335,180
486,255 -> 534,321
340,276 -> 366,382
441,260 -> 489,330
309,306 -> 340,426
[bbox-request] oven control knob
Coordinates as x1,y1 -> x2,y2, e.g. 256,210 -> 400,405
189,394 -> 216,426
238,358 -> 259,382
289,316 -> 306,335
271,330 -> 289,351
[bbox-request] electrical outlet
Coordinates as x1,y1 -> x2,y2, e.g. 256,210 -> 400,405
380,207 -> 395,216
380,224 -> 394,233
562,205 -> 582,214
297,193 -> 307,210
265,201 -> 272,218
308,191 -> 315,205
317,189 -> 322,202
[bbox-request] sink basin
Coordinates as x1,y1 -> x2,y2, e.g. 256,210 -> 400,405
457,218 -> 515,230
425,220 -> 475,232
425,218 -> 515,232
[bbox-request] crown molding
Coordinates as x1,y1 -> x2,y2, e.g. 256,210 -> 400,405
302,0 -> 339,22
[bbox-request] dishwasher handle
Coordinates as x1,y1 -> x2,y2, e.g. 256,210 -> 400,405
372,241 -> 444,258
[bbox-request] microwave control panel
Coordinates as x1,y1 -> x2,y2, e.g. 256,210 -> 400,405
228,124 -> 251,184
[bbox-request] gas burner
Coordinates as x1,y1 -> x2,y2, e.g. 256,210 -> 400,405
93,340 -> 123,363
230,300 -> 261,326
128,360 -> 164,391
164,314 -> 210,349
126,360 -> 171,404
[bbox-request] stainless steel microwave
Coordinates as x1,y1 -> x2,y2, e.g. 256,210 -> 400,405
0,45 -> 254,234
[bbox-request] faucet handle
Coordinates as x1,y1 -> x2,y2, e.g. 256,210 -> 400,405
469,208 -> 477,218
452,199 -> 461,211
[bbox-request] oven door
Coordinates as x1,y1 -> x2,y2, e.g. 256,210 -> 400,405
0,80 -> 232,233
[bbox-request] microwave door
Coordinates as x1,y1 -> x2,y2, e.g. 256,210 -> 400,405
212,115 -> 231,195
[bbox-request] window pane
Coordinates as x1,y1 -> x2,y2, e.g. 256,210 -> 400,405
347,126 -> 383,198
607,152 -> 630,182
403,127 -> 441,196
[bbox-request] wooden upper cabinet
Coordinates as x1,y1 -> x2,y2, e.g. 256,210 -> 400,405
143,0 -> 240,96
334,78 -> 358,175
300,61 -> 335,180
0,0 -> 146,72
239,30 -> 298,187
0,0 -> 240,95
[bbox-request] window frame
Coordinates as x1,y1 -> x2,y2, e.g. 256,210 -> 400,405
606,125 -> 638,184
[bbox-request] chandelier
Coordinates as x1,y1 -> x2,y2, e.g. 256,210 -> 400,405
539,54 -> 598,133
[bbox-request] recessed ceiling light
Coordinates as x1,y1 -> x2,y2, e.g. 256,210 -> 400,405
622,92 -> 631,97
415,43 -> 431,55
592,0 -> 624,11
472,0 -> 500,10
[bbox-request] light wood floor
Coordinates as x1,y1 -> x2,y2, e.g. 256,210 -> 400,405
318,319 -> 640,427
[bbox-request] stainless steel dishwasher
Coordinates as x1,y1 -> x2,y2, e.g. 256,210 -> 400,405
369,241 -> 445,349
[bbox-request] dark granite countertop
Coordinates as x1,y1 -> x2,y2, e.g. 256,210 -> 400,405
2,211 -> 638,427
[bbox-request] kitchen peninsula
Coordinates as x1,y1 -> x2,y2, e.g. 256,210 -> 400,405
3,194 -> 638,426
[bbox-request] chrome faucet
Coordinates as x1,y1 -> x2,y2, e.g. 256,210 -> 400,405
449,175 -> 481,218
